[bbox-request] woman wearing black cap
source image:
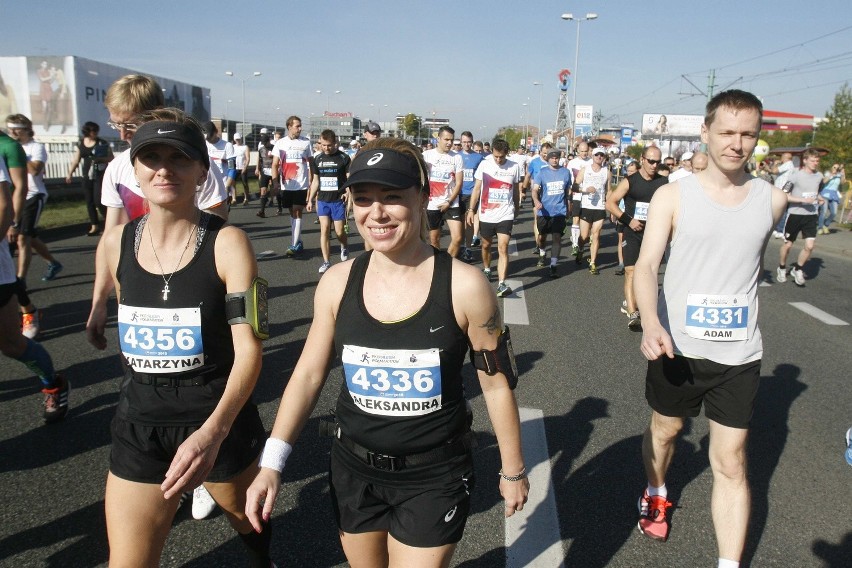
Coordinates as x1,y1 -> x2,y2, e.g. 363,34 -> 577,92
247,138 -> 528,567
100,108 -> 272,567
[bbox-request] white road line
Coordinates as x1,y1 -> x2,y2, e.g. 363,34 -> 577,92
759,281 -> 772,287
506,407 -> 565,568
789,302 -> 850,326
256,250 -> 276,259
509,238 -> 519,256
502,279 -> 529,325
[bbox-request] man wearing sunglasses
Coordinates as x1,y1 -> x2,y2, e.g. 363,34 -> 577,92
606,145 -> 667,330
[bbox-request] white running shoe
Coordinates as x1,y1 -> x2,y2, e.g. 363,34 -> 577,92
318,261 -> 331,274
340,247 -> 349,262
776,267 -> 787,283
192,485 -> 217,520
791,267 -> 806,286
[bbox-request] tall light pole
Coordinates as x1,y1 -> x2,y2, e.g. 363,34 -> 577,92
561,12 -> 597,142
225,71 -> 262,134
532,81 -> 543,145
316,89 -> 341,131
522,102 -> 529,148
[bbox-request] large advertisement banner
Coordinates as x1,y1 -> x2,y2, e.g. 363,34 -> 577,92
575,105 -> 593,125
641,113 -> 704,138
0,56 -> 211,138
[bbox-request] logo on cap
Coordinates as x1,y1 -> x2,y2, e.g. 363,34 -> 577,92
157,129 -> 176,134
366,153 -> 384,166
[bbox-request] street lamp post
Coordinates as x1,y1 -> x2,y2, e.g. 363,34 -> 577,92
532,81 -> 543,145
522,102 -> 529,148
316,89 -> 342,131
561,12 -> 597,143
225,71 -> 262,136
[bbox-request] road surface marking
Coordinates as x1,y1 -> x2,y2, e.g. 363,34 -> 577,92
789,302 -> 849,326
509,238 -> 519,256
502,279 -> 529,325
256,250 -> 276,259
506,407 -> 565,568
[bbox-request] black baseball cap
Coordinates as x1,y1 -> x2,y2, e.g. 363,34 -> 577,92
341,148 -> 422,191
130,120 -> 210,169
547,149 -> 561,159
364,121 -> 382,133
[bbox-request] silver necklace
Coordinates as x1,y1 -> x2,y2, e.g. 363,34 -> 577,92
147,216 -> 198,301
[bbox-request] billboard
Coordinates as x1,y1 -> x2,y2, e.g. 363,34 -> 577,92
641,113 -> 704,138
0,56 -> 211,138
575,105 -> 593,126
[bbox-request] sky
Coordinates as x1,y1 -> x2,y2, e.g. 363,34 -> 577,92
3,0 -> 851,140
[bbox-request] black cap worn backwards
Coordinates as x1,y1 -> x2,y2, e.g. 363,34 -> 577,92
130,121 -> 210,169
341,148 -> 423,191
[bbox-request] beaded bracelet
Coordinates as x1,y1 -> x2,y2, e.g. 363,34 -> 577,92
498,467 -> 527,482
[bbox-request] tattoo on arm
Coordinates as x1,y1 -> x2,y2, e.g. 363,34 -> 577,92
479,308 -> 501,335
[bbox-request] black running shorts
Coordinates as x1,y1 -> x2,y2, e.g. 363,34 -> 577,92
645,354 -> 761,429
783,213 -> 817,242
109,403 -> 265,484
579,208 -> 606,223
280,189 -> 308,208
478,220 -> 514,240
426,209 -> 445,231
329,442 -> 475,547
19,194 -> 45,237
622,229 -> 644,267
536,215 -> 567,235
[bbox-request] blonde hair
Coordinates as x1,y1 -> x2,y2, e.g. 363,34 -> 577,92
105,74 -> 165,116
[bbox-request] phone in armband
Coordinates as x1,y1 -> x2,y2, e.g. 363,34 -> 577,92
470,325 -> 519,389
225,277 -> 269,340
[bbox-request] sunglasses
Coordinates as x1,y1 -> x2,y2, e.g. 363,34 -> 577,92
107,121 -> 139,132
644,158 -> 661,165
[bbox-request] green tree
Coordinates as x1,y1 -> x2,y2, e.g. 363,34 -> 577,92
814,83 -> 852,169
624,145 -> 644,160
761,129 -> 811,150
495,127 -> 522,149
401,113 -> 428,141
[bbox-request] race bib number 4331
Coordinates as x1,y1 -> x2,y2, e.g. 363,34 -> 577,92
685,294 -> 748,341
342,345 -> 442,417
118,305 -> 205,373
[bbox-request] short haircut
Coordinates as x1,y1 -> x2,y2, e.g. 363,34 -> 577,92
460,131 -> 473,140
81,121 -> 100,136
705,89 -> 763,129
642,145 -> 662,159
491,139 -> 510,154
105,74 -> 165,116
137,107 -> 204,131
802,148 -> 820,160
286,116 -> 301,128
541,142 -> 553,151
320,129 -> 337,143
438,126 -> 455,137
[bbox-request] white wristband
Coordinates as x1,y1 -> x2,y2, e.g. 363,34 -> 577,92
259,438 -> 293,473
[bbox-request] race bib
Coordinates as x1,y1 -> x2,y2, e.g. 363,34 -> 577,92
545,181 -> 564,196
464,169 -> 474,182
118,305 -> 205,373
634,201 -> 650,221
802,192 -> 817,200
685,294 -> 748,341
342,345 -> 442,417
320,177 -> 339,191
262,167 -> 272,176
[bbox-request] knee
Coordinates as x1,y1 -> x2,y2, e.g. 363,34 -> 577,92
649,417 -> 683,444
710,450 -> 747,482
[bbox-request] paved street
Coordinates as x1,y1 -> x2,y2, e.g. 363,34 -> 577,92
1,201 -> 850,567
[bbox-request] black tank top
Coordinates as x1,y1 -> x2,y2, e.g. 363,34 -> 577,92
115,213 -> 235,425
334,249 -> 468,456
625,171 -> 668,233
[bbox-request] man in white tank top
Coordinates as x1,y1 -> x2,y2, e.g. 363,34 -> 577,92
632,90 -> 787,568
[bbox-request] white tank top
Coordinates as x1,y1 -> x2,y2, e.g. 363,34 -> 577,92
580,163 -> 608,210
658,175 -> 774,365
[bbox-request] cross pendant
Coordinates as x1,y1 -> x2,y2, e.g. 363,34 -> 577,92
162,284 -> 170,301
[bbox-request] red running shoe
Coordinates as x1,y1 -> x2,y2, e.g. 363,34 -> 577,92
638,489 -> 673,541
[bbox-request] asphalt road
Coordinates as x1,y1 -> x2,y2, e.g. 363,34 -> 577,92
1,200 -> 850,567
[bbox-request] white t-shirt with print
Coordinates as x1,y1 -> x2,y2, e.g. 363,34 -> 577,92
22,140 -> 48,199
423,149 -> 464,210
272,136 -> 312,191
474,159 -> 520,223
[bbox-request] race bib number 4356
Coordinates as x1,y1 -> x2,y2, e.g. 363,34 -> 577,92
118,305 -> 205,373
342,345 -> 442,417
685,294 -> 748,341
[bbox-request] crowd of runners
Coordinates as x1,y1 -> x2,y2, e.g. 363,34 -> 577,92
0,73 -> 844,568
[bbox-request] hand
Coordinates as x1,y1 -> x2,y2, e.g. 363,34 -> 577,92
65,175 -> 72,184
640,321 -> 674,361
246,467 -> 282,532
305,200 -> 313,213
161,426 -> 224,499
465,211 -> 475,227
438,202 -> 450,213
499,476 -> 530,518
85,302 -> 108,350
533,202 -> 542,212
629,219 -> 644,232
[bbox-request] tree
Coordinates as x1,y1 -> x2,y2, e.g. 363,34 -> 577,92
761,129 -> 811,150
624,145 -> 644,160
495,127 -> 522,149
813,83 -> 852,169
401,113 -> 428,142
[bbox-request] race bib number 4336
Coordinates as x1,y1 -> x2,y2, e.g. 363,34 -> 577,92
342,345 -> 442,417
685,294 -> 748,341
118,305 -> 205,373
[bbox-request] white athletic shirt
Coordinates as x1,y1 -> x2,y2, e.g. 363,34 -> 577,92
567,157 -> 591,200
0,159 -> 16,284
667,168 -> 692,182
474,158 -> 520,223
22,140 -> 48,199
206,139 -> 235,174
233,142 -> 248,170
423,149 -> 464,210
272,135 -> 312,191
579,163 -> 608,210
100,150 -> 228,220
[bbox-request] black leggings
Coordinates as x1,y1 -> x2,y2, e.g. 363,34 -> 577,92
84,175 -> 107,225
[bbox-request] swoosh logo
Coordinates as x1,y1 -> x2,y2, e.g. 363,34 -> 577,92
429,326 -> 444,333
157,129 -> 176,134
444,506 -> 457,523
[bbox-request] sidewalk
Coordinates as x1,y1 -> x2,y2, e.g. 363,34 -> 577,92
766,224 -> 852,259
